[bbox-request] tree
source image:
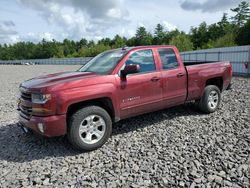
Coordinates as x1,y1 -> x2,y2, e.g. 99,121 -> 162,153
98,38 -> 112,46
217,13 -> 235,36
153,24 -> 165,44
33,39 -> 60,59
62,39 -> 76,57
112,35 -> 126,48
135,27 -> 153,45
219,13 -> 229,27
169,34 -> 194,52
126,37 -> 136,47
76,38 -> 88,51
54,46 -> 65,58
206,33 -> 236,48
231,1 -> 250,27
78,43 -> 110,57
190,22 -> 209,49
236,19 -> 250,45
207,23 -> 223,41
87,40 -> 95,47
163,29 -> 180,44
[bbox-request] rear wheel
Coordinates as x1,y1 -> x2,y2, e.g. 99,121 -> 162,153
68,106 -> 112,151
198,85 -> 221,113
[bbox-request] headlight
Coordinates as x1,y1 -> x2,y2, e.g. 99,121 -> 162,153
31,94 -> 51,104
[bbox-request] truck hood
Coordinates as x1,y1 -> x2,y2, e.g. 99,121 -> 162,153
20,71 -> 98,92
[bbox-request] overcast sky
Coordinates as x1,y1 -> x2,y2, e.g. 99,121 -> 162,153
0,0 -> 248,44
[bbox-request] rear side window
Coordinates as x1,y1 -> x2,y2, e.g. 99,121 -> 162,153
158,48 -> 179,70
125,50 -> 156,73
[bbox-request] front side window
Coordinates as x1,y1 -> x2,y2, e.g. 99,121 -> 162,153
125,49 -> 156,73
158,48 -> 179,70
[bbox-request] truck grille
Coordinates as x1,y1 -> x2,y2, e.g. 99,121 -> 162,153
19,88 -> 32,119
21,91 -> 31,101
20,105 -> 32,119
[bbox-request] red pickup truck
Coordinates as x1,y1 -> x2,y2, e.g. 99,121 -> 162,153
18,46 -> 232,151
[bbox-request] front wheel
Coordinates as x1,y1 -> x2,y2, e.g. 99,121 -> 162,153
67,106 -> 112,151
198,85 -> 221,113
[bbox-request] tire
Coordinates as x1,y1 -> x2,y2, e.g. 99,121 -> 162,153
198,85 -> 221,114
67,106 -> 112,151
226,83 -> 232,90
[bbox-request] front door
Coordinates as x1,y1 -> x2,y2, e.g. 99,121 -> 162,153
116,49 -> 163,119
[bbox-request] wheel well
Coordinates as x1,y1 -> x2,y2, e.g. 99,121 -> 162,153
206,77 -> 223,91
66,97 -> 115,123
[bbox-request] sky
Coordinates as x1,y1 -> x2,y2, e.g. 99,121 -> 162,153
0,0 -> 248,44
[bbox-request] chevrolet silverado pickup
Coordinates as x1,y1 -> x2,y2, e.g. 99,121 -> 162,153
18,46 -> 232,151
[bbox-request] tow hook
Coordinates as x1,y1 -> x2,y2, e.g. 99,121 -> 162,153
17,122 -> 29,133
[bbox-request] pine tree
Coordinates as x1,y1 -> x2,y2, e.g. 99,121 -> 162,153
135,27 -> 153,45
236,19 -> 250,45
218,13 -> 230,28
231,1 -> 250,27
153,24 -> 165,45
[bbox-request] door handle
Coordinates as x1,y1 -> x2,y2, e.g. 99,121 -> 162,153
151,76 -> 160,82
177,73 -> 184,78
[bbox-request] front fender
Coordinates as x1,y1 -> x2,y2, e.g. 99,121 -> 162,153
55,83 -> 119,118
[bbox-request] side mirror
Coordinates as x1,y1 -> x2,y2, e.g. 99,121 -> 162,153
120,64 -> 140,77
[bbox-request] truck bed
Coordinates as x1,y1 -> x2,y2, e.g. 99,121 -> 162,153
184,61 -> 232,101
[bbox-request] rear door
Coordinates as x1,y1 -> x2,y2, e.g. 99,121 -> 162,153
157,48 -> 187,106
116,49 -> 163,118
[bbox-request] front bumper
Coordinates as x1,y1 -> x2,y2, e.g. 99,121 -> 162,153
18,114 -> 67,137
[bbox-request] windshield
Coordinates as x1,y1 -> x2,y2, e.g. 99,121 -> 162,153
79,49 -> 127,74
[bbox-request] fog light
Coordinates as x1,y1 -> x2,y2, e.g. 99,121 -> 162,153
37,123 -> 45,133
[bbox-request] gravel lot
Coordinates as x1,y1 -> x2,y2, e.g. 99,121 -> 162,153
0,65 -> 249,187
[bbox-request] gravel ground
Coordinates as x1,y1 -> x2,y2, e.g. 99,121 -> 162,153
0,65 -> 249,187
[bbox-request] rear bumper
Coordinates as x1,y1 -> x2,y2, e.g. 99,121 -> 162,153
18,114 -> 67,137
